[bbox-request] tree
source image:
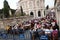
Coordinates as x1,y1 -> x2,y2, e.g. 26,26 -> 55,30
46,5 -> 49,10
3,0 -> 10,18
20,6 -> 24,16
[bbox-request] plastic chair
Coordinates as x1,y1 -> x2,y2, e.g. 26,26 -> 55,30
2,33 -> 7,38
1,33 -> 8,40
40,35 -> 48,40
0,32 -> 2,39
30,32 -> 33,40
19,33 -> 25,40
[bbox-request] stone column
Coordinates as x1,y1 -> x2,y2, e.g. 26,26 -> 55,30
34,10 -> 37,19
58,12 -> 60,30
9,10 -> 12,16
41,9 -> 44,17
55,9 -> 59,24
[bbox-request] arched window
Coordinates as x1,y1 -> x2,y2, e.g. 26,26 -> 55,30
38,11 -> 41,17
30,12 -> 34,16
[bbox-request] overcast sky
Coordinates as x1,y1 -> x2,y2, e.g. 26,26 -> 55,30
0,0 -> 54,9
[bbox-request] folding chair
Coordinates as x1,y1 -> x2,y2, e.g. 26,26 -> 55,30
0,32 -> 2,39
2,33 -> 7,40
40,35 -> 48,40
19,33 -> 25,40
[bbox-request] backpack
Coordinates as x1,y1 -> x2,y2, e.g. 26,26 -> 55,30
52,30 -> 58,38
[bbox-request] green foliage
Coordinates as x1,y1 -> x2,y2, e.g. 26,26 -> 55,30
3,0 -> 10,18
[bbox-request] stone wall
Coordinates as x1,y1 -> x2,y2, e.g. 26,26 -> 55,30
0,16 -> 34,29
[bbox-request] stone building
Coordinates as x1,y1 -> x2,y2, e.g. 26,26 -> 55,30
16,0 -> 45,19
54,0 -> 60,30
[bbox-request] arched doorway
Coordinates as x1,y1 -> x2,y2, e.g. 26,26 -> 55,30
30,12 -> 34,16
38,11 -> 41,17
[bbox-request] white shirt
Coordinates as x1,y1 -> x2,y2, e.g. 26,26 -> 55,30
51,22 -> 55,26
50,29 -> 53,32
14,24 -> 18,29
43,29 -> 51,34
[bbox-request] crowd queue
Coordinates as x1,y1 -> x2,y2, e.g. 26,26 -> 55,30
5,13 -> 59,40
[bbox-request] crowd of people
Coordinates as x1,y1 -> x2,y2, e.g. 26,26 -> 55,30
29,13 -> 59,40
5,13 -> 59,40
